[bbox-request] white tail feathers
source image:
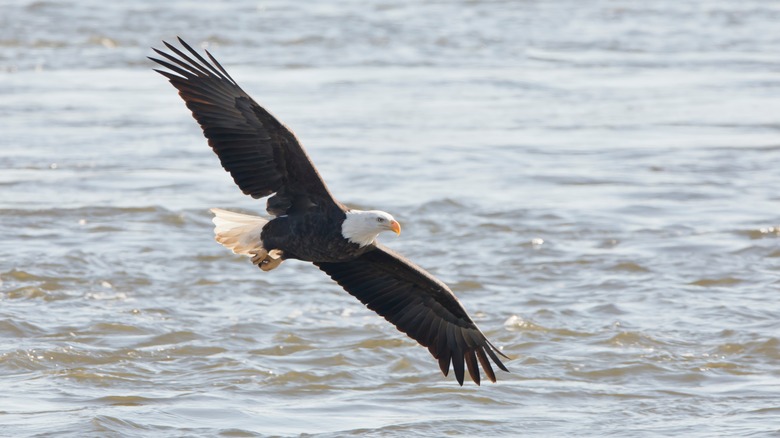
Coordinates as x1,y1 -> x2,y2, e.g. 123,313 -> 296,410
210,208 -> 268,256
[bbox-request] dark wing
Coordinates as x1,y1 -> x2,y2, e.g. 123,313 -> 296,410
315,245 -> 509,385
149,38 -> 342,215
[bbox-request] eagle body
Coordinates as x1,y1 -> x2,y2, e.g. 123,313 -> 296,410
151,38 -> 509,385
260,208 -> 366,263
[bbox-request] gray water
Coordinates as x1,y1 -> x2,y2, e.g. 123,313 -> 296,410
2,0 -> 780,436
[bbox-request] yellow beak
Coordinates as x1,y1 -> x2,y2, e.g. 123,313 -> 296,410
389,220 -> 401,235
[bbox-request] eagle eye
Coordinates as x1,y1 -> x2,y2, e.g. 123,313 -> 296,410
377,217 -> 385,223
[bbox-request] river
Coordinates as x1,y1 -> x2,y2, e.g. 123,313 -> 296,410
2,0 -> 779,436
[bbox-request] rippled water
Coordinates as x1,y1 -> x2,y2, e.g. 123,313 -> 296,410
3,0 -> 780,436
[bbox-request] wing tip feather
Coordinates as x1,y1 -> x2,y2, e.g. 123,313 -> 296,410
465,350 -> 481,386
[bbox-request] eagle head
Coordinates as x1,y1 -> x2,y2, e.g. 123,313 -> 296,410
342,210 -> 401,247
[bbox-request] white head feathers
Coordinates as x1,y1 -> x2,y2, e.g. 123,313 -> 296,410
341,210 -> 401,247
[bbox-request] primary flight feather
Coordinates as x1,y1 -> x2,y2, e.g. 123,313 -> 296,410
150,38 -> 509,385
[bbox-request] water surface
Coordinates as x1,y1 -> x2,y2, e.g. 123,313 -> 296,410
2,0 -> 780,436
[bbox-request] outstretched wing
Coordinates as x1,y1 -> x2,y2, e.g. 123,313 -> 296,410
149,38 -> 342,215
315,245 -> 509,385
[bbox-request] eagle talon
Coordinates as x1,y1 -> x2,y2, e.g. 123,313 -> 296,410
250,250 -> 269,266
254,249 -> 283,271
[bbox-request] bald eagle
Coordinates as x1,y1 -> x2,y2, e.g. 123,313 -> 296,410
150,38 -> 509,385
